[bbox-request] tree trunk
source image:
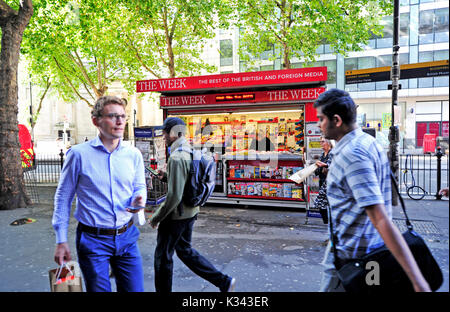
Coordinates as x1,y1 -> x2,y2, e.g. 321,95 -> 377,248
31,77 -> 51,130
0,1 -> 33,210
282,43 -> 291,69
166,37 -> 175,78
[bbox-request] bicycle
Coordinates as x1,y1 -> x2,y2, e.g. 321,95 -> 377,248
402,155 -> 427,200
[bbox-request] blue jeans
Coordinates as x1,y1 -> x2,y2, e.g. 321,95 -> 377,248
154,215 -> 231,292
76,224 -> 144,292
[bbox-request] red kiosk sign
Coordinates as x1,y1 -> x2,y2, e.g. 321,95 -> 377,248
159,87 -> 326,107
137,67 -> 327,93
136,67 -> 327,123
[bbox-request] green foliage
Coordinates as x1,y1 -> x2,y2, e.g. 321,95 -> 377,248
2,0 -> 20,10
19,0 -> 232,108
21,0 -> 146,107
115,0 -> 230,78
234,0 -> 393,69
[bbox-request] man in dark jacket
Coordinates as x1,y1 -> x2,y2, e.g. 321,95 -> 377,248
149,117 -> 236,292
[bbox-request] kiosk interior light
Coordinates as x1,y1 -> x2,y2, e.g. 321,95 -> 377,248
176,109 -> 303,117
231,109 -> 302,115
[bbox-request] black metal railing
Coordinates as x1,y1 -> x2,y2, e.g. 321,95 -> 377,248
24,149 -> 65,184
398,149 -> 449,200
23,170 -> 40,204
24,148 -> 449,201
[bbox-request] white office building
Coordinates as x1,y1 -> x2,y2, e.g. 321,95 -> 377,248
213,0 -> 449,152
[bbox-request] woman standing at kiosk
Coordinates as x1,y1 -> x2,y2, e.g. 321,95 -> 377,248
314,136 -> 333,224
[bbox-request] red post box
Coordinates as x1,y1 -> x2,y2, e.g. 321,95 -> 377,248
423,133 -> 436,154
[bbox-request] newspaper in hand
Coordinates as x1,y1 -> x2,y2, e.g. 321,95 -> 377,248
289,163 -> 318,184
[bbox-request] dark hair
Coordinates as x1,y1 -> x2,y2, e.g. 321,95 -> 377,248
313,89 -> 357,125
162,117 -> 186,137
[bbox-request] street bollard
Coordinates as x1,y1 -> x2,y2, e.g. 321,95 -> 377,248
59,149 -> 65,169
436,146 -> 443,200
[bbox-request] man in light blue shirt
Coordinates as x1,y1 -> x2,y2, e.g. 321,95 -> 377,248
315,89 -> 430,292
53,96 -> 147,292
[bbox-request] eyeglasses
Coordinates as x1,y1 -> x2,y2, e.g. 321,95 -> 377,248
101,113 -> 127,121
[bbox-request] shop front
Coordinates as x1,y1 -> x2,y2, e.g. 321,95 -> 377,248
137,67 -> 327,209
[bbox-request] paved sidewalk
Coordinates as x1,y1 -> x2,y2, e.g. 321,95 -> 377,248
0,186 -> 447,292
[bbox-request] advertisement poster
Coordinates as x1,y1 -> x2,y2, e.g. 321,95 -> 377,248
382,113 -> 392,129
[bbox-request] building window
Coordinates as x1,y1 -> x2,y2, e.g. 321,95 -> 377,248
400,13 -> 410,46
376,16 -> 394,48
260,64 -> 274,71
324,60 -> 337,87
315,45 -> 324,54
58,130 -> 71,139
419,8 -> 449,44
419,10 -> 435,44
418,50 -> 449,88
344,57 -> 358,72
358,56 -> 376,69
433,50 -> 449,61
434,8 -> 449,43
370,12 -> 411,47
376,54 -> 391,67
380,16 -> 393,38
220,39 -> 233,67
418,51 -> 433,63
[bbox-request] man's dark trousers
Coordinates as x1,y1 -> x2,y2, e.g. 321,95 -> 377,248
154,214 -> 231,292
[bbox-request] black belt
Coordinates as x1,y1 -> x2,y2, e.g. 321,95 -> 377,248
79,219 -> 133,236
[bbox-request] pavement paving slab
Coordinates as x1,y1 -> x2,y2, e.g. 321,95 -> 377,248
0,186 -> 448,292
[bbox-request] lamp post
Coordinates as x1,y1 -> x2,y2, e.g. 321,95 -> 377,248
389,0 -> 400,206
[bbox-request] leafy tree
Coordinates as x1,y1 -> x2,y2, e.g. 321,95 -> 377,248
29,75 -> 51,130
0,0 -> 33,209
21,0 -> 232,117
21,0 -> 146,108
234,0 -> 393,69
117,0 -> 232,78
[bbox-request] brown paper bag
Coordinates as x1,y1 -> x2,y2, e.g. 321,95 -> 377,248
49,262 -> 83,292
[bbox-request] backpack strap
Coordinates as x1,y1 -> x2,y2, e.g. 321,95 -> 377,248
176,145 -> 194,166
175,145 -> 193,216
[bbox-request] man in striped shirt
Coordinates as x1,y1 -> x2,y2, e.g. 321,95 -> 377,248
315,89 -> 430,292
